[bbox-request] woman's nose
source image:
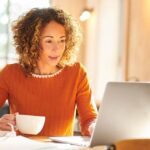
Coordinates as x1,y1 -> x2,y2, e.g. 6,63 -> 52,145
52,42 -> 59,51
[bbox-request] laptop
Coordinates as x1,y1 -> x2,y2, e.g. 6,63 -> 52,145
49,82 -> 150,147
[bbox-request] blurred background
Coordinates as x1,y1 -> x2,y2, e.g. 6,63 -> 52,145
0,0 -> 150,105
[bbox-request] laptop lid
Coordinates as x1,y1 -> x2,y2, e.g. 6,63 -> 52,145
90,82 -> 150,146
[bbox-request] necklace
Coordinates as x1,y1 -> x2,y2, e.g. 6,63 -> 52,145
31,67 -> 64,78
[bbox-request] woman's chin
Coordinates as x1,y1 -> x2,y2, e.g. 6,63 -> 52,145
48,60 -> 60,67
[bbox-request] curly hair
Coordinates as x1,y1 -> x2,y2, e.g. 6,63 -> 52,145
12,7 -> 82,74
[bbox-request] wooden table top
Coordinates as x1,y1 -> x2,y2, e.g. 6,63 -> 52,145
28,136 -> 51,142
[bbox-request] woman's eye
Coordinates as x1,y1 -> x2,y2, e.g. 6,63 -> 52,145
60,39 -> 66,43
46,40 -> 52,43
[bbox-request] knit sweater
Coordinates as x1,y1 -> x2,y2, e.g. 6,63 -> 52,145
0,62 -> 97,136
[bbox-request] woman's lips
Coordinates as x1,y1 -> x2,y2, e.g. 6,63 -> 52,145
48,56 -> 59,60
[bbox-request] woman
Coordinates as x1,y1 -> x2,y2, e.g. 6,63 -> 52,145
0,7 -> 97,136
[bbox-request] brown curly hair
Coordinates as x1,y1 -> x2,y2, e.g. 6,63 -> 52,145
12,7 -> 82,74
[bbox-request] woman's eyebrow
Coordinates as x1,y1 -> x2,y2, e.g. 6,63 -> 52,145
42,35 -> 66,39
60,36 -> 66,38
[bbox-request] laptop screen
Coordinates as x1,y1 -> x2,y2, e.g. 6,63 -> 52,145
90,82 -> 150,146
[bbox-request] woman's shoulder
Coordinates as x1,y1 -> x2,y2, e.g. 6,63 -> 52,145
65,62 -> 88,75
1,63 -> 22,74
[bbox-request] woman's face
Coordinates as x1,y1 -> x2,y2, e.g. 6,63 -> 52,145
38,21 -> 66,68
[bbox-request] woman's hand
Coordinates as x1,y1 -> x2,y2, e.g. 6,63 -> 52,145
88,122 -> 96,136
0,113 -> 16,131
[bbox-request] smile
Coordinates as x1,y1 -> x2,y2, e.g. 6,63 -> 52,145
48,56 -> 59,60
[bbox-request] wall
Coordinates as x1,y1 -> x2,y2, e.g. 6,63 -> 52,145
85,0 -> 123,103
123,0 -> 150,81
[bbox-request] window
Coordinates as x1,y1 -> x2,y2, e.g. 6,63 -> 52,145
0,0 -> 50,68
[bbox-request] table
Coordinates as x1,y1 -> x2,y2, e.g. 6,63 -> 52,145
28,136 -> 114,150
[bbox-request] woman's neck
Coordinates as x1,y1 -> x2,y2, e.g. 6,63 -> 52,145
34,65 -> 60,75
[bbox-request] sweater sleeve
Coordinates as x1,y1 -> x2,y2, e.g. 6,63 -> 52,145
76,64 -> 97,136
0,65 -> 9,107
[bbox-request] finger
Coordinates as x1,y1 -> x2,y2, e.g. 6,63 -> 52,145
2,114 -> 15,121
88,122 -> 96,136
0,118 -> 16,126
15,112 -> 19,115
7,123 -> 15,131
0,123 -> 12,131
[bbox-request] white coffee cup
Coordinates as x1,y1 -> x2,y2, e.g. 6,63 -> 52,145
16,114 -> 45,135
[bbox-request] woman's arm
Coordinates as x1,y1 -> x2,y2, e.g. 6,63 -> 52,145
76,64 -> 97,136
0,65 -> 16,131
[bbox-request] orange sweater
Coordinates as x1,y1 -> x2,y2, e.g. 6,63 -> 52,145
0,63 -> 97,136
